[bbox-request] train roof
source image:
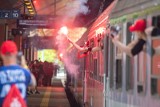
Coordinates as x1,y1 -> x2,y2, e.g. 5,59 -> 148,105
87,0 -> 117,39
110,0 -> 160,24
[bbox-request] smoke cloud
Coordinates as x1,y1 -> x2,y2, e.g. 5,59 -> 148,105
63,0 -> 89,18
56,27 -> 79,76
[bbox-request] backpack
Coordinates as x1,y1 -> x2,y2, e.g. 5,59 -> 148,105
2,84 -> 27,107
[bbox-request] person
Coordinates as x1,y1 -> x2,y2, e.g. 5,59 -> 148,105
145,26 -> 160,55
111,19 -> 149,57
0,40 -> 36,106
111,19 -> 160,57
26,60 -> 40,94
67,36 -> 104,58
17,53 -> 37,95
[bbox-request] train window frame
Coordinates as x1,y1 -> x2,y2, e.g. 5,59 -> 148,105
109,38 -> 114,89
150,14 -> 160,97
137,51 -> 146,95
114,23 -> 123,90
124,21 -> 134,92
132,16 -> 148,95
98,34 -> 105,82
93,58 -> 98,80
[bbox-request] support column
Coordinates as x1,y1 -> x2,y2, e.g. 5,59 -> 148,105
0,23 -> 6,45
14,36 -> 22,51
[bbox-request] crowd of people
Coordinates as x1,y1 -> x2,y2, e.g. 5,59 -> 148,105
26,60 -> 59,95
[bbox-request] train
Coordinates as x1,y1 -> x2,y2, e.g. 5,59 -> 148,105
67,0 -> 160,107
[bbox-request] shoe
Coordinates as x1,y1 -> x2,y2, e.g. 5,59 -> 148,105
35,91 -> 40,94
27,91 -> 30,95
29,90 -> 34,94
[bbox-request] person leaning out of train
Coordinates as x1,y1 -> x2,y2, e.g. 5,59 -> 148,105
145,26 -> 160,55
110,19 -> 160,57
67,36 -> 103,53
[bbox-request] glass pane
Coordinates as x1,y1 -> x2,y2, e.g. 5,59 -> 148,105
137,52 -> 146,93
126,22 -> 134,90
116,59 -> 122,89
151,39 -> 160,96
109,40 -> 114,88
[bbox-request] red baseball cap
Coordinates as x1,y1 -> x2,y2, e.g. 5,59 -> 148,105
0,40 -> 18,55
129,19 -> 146,32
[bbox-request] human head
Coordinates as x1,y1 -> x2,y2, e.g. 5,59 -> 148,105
0,40 -> 18,65
129,19 -> 146,33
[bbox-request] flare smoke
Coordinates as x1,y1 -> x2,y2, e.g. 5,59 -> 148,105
64,0 -> 89,17
56,27 -> 79,76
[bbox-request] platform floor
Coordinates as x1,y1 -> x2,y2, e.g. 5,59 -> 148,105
27,78 -> 70,107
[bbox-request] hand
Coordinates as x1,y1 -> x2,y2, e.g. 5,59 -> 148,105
111,34 -> 120,43
67,36 -> 73,43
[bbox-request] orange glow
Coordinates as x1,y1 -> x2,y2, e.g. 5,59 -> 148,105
59,26 -> 68,35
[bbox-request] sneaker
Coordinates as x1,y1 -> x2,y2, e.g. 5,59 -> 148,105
29,90 -> 34,94
35,90 -> 40,94
27,91 -> 31,95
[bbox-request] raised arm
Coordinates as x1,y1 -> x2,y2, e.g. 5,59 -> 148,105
111,35 -> 133,57
67,37 -> 88,52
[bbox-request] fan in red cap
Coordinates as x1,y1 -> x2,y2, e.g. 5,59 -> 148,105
0,40 -> 18,55
129,19 -> 146,32
0,40 -> 36,107
110,19 -> 153,57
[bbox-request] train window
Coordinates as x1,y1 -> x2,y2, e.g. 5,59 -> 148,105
89,54 -> 94,73
90,38 -> 94,48
116,59 -> 122,89
152,15 -> 160,28
151,38 -> 160,96
98,36 -> 104,83
109,39 -> 114,88
137,52 -> 146,94
115,24 -> 123,90
93,59 -> 98,80
125,22 -> 134,91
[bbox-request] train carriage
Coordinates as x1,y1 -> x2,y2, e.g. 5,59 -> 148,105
70,0 -> 160,107
107,0 -> 160,107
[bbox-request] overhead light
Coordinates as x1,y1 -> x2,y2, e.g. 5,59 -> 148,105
28,9 -> 33,12
27,6 -> 32,9
25,2 -> 31,5
29,12 -> 35,15
24,0 -> 36,15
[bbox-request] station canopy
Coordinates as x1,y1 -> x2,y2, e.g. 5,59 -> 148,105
1,0 -> 113,49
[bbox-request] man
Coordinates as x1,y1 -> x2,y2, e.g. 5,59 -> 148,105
0,40 -> 36,106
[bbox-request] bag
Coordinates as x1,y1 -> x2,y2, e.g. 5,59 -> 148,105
2,84 -> 27,107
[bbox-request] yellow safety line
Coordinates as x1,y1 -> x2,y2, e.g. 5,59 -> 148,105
40,87 -> 51,107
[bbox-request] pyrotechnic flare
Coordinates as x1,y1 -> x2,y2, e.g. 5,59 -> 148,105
59,26 -> 68,36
